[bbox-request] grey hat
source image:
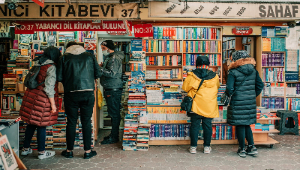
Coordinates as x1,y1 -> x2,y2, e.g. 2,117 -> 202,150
232,50 -> 250,62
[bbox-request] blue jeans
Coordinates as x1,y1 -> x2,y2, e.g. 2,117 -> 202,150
189,113 -> 213,147
23,124 -> 46,151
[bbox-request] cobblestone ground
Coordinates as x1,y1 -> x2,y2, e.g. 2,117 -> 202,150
21,130 -> 300,170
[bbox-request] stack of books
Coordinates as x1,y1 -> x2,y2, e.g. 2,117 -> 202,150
262,68 -> 285,82
286,83 -> 300,97
262,83 -> 285,97
146,87 -> 163,105
3,74 -> 17,91
137,124 -> 150,151
53,111 -> 67,149
145,69 -> 182,79
147,107 -> 189,124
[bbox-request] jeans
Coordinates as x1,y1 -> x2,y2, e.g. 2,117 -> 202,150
23,125 -> 46,152
64,91 -> 95,151
189,113 -> 213,147
104,89 -> 122,139
236,125 -> 254,148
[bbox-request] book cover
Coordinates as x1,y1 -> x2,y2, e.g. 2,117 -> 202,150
0,135 -> 18,170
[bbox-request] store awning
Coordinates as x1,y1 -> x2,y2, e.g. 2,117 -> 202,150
148,0 -> 300,3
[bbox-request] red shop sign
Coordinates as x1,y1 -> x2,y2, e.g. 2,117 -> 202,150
134,24 -> 153,38
15,21 -> 132,34
232,27 -> 253,35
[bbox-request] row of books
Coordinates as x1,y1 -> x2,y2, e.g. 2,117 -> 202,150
286,98 -> 300,111
183,41 -> 221,53
147,107 -> 188,124
262,53 -> 285,66
286,83 -> 300,97
262,83 -> 285,97
262,68 -> 285,82
146,69 -> 182,79
129,63 -> 146,72
222,39 -> 236,51
213,106 -> 228,123
153,27 -> 182,40
262,26 -> 288,37
2,94 -> 22,111
183,27 -> 221,40
143,40 -> 182,53
183,54 -> 221,66
262,37 -> 286,52
145,55 -> 182,66
261,97 -> 285,110
150,124 -> 191,140
199,124 -> 237,140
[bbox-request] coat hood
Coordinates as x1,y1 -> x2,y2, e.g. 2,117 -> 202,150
228,57 -> 256,75
33,58 -> 54,66
65,45 -> 86,55
191,69 -> 217,80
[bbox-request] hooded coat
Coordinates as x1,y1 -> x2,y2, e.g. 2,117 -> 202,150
100,51 -> 124,90
182,69 -> 220,118
57,45 -> 102,92
226,58 -> 264,126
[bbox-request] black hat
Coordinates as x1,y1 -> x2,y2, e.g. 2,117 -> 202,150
196,55 -> 210,66
101,40 -> 115,50
232,50 -> 250,61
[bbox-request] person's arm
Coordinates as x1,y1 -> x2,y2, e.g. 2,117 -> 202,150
182,75 -> 192,93
225,71 -> 235,96
99,55 -> 122,78
255,70 -> 264,97
44,65 -> 57,113
56,56 -> 63,82
93,56 -> 102,79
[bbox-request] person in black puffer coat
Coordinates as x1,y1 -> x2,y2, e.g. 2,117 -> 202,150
225,50 -> 264,158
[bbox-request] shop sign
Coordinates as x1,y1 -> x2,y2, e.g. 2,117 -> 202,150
14,21 -> 132,34
149,2 -> 300,19
0,3 -> 138,19
232,27 -> 253,35
134,24 -> 153,38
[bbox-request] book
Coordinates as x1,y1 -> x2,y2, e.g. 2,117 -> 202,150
0,135 -> 18,170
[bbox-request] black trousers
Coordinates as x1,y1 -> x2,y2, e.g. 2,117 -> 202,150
104,89 -> 122,139
236,125 -> 254,148
189,113 -> 213,147
64,91 -> 95,151
23,125 -> 46,152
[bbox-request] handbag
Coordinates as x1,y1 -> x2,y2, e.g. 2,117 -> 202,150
221,75 -> 249,106
181,78 -> 205,112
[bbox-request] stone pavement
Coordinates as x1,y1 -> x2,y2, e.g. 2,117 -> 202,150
21,131 -> 300,170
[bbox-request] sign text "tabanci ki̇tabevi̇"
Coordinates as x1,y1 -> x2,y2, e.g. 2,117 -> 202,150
0,3 -> 139,19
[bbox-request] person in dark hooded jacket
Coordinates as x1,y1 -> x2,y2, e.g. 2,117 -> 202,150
225,50 -> 264,158
182,56 -> 220,154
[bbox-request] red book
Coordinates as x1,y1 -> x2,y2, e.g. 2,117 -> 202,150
183,54 -> 186,66
142,40 -> 146,51
163,27 -> 167,39
166,27 -> 170,39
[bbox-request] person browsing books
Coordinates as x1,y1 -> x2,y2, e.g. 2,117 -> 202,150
57,42 -> 102,159
99,40 -> 124,145
182,55 -> 220,154
223,50 -> 264,158
20,47 -> 61,160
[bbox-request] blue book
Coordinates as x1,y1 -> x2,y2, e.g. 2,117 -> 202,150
191,54 -> 194,66
183,28 -> 186,39
153,27 -> 158,39
191,41 -> 193,53
161,124 -> 165,138
262,27 -> 268,37
146,40 -> 149,52
155,124 -> 159,138
228,125 -> 232,140
221,124 -> 225,140
167,41 -> 170,52
186,41 -> 188,53
216,125 -> 219,140
158,40 -> 162,52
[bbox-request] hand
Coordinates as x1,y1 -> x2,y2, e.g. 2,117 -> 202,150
51,104 -> 57,113
99,62 -> 103,67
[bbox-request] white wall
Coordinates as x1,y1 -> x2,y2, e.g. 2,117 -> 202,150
286,26 -> 300,50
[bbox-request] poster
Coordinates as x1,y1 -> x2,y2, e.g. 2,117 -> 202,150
0,135 -> 18,170
84,38 -> 97,51
286,50 -> 299,72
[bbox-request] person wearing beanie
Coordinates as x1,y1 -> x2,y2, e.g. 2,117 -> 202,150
57,41 -> 101,159
182,55 -> 220,154
99,40 -> 124,144
224,50 -> 264,158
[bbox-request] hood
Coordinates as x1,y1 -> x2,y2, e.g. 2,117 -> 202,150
228,57 -> 256,75
65,45 -> 86,55
110,51 -> 124,60
191,69 -> 216,80
34,58 -> 54,66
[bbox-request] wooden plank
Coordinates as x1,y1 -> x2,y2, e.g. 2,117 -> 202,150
149,139 -> 238,145
252,129 -> 280,134
256,36 -> 262,107
254,136 -> 279,145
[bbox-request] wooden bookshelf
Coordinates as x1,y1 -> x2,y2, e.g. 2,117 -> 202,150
184,39 -> 222,41
149,139 -> 238,145
252,129 -> 280,134
146,66 -> 182,69
262,66 -> 284,68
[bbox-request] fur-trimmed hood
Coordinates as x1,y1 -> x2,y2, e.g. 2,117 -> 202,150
228,57 -> 256,75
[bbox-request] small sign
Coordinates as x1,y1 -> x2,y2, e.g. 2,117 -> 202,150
134,24 -> 153,38
107,31 -> 127,35
232,27 -> 253,35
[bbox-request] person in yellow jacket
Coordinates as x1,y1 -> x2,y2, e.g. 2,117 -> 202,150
182,55 -> 220,154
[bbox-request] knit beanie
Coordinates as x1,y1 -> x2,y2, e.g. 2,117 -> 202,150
196,55 -> 210,67
101,40 -> 115,50
232,50 -> 250,62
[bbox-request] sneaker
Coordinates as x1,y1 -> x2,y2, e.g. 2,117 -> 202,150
204,146 -> 212,154
100,136 -> 119,145
38,151 -> 55,160
21,148 -> 33,156
237,148 -> 247,158
246,145 -> 258,156
61,150 -> 73,158
189,146 -> 197,154
84,150 -> 97,159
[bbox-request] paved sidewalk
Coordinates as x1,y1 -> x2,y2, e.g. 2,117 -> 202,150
21,131 -> 300,170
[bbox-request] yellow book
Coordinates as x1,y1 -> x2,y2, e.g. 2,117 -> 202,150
188,41 -> 191,53
153,40 -> 157,52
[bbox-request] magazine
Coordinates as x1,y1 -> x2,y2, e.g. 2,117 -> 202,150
0,135 -> 18,170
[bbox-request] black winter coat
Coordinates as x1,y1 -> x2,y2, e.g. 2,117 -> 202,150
225,58 -> 264,126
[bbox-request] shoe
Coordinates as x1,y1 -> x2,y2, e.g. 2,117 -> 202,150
103,133 -> 112,140
38,151 -> 55,160
21,148 -> 33,156
84,150 -> 97,159
237,148 -> 247,158
246,145 -> 258,156
189,146 -> 197,154
61,150 -> 73,158
204,146 -> 212,154
100,136 -> 119,145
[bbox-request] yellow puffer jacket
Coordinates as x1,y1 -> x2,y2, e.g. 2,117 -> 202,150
182,71 -> 220,118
